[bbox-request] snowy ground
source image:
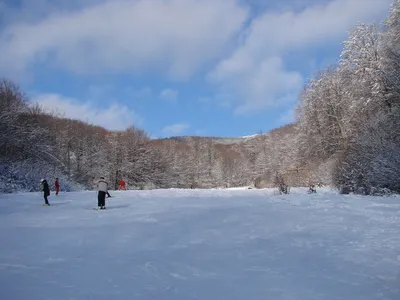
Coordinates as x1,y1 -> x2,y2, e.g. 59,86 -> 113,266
0,188 -> 399,300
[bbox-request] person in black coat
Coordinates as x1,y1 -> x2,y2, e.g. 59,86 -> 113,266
40,179 -> 51,206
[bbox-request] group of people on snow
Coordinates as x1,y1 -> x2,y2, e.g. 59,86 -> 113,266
39,177 -> 125,209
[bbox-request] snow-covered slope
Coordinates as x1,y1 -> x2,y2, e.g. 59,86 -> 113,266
240,133 -> 261,139
166,135 -> 247,145
0,188 -> 399,300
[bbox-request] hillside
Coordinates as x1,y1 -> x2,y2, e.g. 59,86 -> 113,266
147,123 -> 310,189
159,135 -> 258,145
160,123 -> 297,146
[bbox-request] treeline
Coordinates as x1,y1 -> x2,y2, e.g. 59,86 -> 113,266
295,0 -> 400,193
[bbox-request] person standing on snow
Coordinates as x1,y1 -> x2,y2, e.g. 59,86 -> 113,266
40,179 -> 51,206
97,177 -> 108,209
55,178 -> 60,195
118,179 -> 126,190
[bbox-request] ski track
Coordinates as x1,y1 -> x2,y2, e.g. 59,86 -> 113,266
0,188 -> 399,300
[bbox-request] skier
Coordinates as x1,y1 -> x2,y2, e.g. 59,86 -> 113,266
40,179 -> 51,206
55,178 -> 60,195
97,177 -> 108,209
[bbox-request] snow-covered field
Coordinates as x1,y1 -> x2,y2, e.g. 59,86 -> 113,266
0,188 -> 399,300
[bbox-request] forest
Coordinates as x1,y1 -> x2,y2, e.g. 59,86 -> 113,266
0,1 -> 399,194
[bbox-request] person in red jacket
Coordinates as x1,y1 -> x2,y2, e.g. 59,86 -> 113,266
118,179 -> 126,190
55,178 -> 60,195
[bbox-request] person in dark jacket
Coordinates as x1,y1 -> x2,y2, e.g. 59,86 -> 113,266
40,179 -> 51,206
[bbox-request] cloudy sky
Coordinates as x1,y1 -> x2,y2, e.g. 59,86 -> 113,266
0,0 -> 393,137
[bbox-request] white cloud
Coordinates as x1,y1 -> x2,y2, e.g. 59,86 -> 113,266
212,56 -> 303,114
210,0 -> 392,113
0,0 -> 249,80
161,123 -> 190,136
32,93 -> 143,131
160,89 -> 179,103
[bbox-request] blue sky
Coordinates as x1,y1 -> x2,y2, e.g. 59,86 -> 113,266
0,0 -> 393,138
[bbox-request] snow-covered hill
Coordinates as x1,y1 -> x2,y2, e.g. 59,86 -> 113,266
161,131 -> 266,145
165,135 -> 248,144
0,188 -> 399,299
